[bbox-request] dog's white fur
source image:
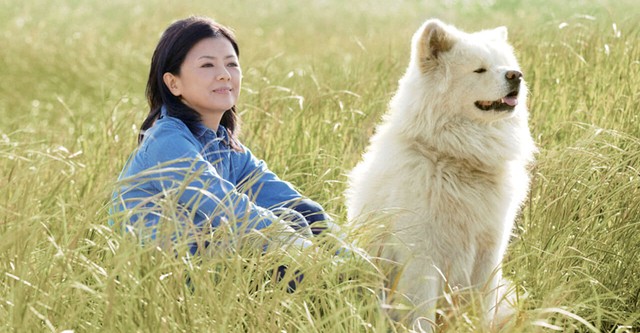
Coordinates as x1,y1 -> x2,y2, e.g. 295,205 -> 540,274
345,19 -> 535,330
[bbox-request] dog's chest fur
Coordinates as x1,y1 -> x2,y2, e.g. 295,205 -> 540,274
396,140 -> 517,235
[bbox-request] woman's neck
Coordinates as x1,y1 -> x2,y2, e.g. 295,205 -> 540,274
199,112 -> 224,131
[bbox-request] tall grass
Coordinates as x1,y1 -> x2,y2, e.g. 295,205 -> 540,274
1,0 -> 639,331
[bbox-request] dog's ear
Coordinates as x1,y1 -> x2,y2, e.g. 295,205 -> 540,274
416,19 -> 457,73
491,26 -> 508,41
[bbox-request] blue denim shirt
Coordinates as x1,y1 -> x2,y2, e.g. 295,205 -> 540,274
112,107 -> 329,247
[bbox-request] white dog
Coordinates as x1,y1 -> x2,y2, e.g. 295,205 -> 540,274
345,19 -> 535,330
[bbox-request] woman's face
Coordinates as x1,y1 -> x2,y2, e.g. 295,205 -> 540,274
165,37 -> 241,121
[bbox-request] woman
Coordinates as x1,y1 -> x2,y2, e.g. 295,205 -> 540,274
112,16 -> 336,254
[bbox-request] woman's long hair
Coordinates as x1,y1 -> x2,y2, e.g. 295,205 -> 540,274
140,16 -> 242,151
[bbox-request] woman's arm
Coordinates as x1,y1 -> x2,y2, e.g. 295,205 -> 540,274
233,146 -> 332,230
142,128 -> 280,232
133,127 -> 315,251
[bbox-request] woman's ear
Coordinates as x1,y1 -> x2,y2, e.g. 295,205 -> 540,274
163,72 -> 181,96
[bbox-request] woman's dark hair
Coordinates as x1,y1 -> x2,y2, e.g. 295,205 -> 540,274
140,16 -> 242,151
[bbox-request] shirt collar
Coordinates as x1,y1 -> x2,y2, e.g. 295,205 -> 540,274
160,105 -> 169,118
161,105 -> 228,142
192,119 -> 228,142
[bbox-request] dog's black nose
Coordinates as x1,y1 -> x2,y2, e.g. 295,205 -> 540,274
505,70 -> 523,83
505,70 -> 522,89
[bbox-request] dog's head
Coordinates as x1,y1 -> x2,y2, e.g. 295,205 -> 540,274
409,19 -> 526,122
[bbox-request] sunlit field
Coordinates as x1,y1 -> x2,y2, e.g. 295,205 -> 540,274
1,0 -> 639,332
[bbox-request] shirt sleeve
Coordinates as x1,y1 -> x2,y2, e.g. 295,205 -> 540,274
233,146 -> 302,208
234,146 -> 332,226
141,128 -> 277,232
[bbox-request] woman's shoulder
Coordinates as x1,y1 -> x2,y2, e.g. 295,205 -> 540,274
140,117 -> 201,153
143,117 -> 194,141
147,115 -> 188,134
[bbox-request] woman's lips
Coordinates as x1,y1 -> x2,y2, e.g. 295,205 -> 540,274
212,87 -> 232,94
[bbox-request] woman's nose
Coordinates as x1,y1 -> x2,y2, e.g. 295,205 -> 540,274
216,69 -> 231,81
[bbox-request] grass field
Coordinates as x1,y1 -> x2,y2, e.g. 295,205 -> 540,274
1,0 -> 639,331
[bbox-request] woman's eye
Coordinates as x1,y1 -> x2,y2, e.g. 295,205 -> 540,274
202,63 -> 214,68
474,68 -> 487,73
227,62 -> 239,67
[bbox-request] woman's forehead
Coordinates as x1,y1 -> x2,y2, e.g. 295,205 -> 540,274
187,37 -> 237,59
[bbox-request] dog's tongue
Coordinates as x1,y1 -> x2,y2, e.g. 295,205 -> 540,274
501,96 -> 518,107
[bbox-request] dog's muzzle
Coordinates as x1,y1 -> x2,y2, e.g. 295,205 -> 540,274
475,70 -> 523,112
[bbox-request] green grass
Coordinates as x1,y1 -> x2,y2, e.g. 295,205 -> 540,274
1,0 -> 640,331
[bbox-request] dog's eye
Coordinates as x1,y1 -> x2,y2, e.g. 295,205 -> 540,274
474,68 -> 487,73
